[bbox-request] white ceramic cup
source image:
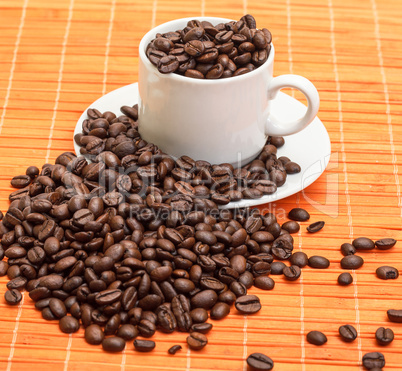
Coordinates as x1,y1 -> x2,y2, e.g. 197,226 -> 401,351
138,17 -> 320,166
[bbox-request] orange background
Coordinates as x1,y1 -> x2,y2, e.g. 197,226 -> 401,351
1,0 -> 402,370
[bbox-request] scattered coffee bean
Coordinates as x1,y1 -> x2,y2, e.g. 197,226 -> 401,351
85,324 -> 105,345
283,265 -> 301,281
289,252 -> 308,268
353,237 -> 375,250
190,323 -> 213,334
340,255 -> 364,269
254,276 -> 275,290
168,344 -> 182,355
210,302 -> 230,320
186,332 -> 208,350
281,221 -> 300,234
308,256 -> 330,269
376,266 -> 399,280
134,339 -> 156,352
375,327 -> 394,346
270,261 -> 287,275
362,352 -> 385,370
117,324 -> 139,340
387,309 -> 402,323
338,324 -> 357,342
375,238 -> 396,250
340,243 -> 356,256
246,352 -> 274,370
4,289 -> 22,305
59,316 -> 80,334
102,336 -> 126,352
338,272 -> 353,286
307,221 -> 325,233
288,208 -> 310,221
235,295 -> 261,314
306,330 -> 327,345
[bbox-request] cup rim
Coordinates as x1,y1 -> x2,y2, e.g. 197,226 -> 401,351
138,16 -> 275,84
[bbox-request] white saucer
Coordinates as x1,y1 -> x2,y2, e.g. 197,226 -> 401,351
74,83 -> 331,209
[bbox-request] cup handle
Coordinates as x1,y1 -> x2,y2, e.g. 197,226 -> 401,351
265,74 -> 320,136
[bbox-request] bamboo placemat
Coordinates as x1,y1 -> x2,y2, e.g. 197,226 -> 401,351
1,0 -> 402,369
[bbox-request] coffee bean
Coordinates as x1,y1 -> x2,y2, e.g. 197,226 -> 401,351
338,272 -> 353,286
307,221 -> 325,233
288,208 -> 310,221
387,309 -> 402,323
190,322 -> 213,334
376,266 -> 399,280
168,344 -> 182,355
210,302 -> 230,320
353,237 -> 375,250
283,265 -> 301,281
133,339 -> 155,352
289,252 -> 308,268
308,256 -> 330,269
340,243 -> 356,256
102,336 -> 126,352
117,324 -> 138,340
362,352 -> 385,369
281,221 -> 300,234
85,324 -> 105,345
4,289 -> 22,305
186,332 -> 208,350
306,330 -> 327,345
254,276 -> 275,290
340,255 -> 364,269
246,353 -> 274,371
235,295 -> 261,314
375,327 -> 394,346
59,316 -> 80,333
375,238 -> 396,250
338,324 -> 357,342
270,261 -> 286,275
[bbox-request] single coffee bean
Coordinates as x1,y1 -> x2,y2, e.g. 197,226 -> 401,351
235,295 -> 261,314
4,289 -> 22,305
387,309 -> 402,323
186,332 -> 208,350
338,272 -> 353,286
85,324 -> 105,345
210,302 -> 230,320
281,221 -> 300,234
283,265 -> 301,281
190,322 -> 213,334
307,221 -> 325,233
375,238 -> 396,250
289,252 -> 308,268
102,336 -> 126,352
59,316 -> 80,333
340,243 -> 356,256
270,261 -> 286,275
306,330 -> 327,345
338,324 -> 357,342
254,276 -> 275,290
246,352 -> 274,371
117,324 -> 139,340
190,308 -> 209,323
134,339 -> 155,352
288,208 -> 310,221
308,256 -> 330,269
168,344 -> 182,355
340,255 -> 364,269
362,352 -> 385,369
375,327 -> 394,346
376,266 -> 399,280
353,237 -> 375,250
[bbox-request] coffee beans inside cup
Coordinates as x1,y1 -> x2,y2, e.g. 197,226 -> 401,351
146,14 -> 272,79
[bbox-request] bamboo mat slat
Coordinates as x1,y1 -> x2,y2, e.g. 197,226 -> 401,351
1,0 -> 402,370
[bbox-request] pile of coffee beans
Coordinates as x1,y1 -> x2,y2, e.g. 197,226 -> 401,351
146,15 -> 272,79
0,103 -> 399,369
74,104 -> 301,205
